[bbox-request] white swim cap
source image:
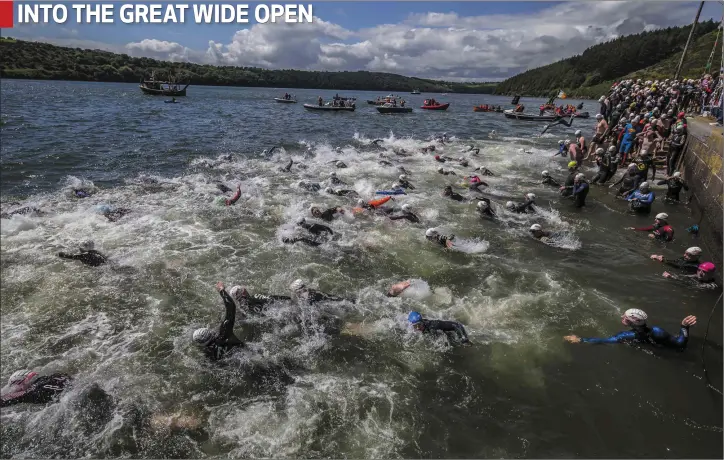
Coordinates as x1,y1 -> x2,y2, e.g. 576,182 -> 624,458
530,224 -> 542,231
399,174 -> 407,181
558,140 -> 564,146
438,167 -> 444,173
229,285 -> 245,303
296,216 -> 306,225
575,130 -> 582,136
596,114 -> 603,119
192,328 -> 214,344
477,200 -> 489,210
639,181 -> 650,191
564,139 -> 571,146
575,173 -> 585,181
357,199 -> 365,207
596,148 -> 604,155
329,172 -> 337,177
685,247 -> 702,256
607,146 -> 616,153
324,187 -> 333,193
290,279 -> 305,291
541,170 -> 550,177
8,369 -> 35,386
673,171 -> 681,178
526,193 -> 536,201
623,308 -> 647,327
505,201 -> 515,209
425,228 -> 437,237
402,204 -> 412,212
655,213 -> 668,220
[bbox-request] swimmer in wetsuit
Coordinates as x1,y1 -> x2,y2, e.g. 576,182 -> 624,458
473,166 -> 496,176
279,159 -> 294,172
626,212 -> 673,241
388,204 -> 420,223
327,172 -> 347,186
425,228 -> 454,248
541,170 -> 561,187
290,279 -> 352,304
73,189 -> 92,198
437,168 -> 456,176
229,285 -> 292,315
310,206 -> 344,222
657,171 -> 689,203
442,185 -> 466,202
465,145 -> 480,155
465,175 -> 488,192
396,175 -> 415,190
571,174 -> 589,208
216,184 -> 241,206
610,164 -> 641,197
529,224 -> 552,240
58,240 -> 108,267
0,206 -> 45,219
625,181 -> 655,214
192,282 -> 243,361
476,199 -> 496,218
298,181 -> 322,192
559,161 -> 579,197
408,311 -> 470,345
564,308 -> 696,349
650,246 -> 701,275
96,204 -> 131,222
509,193 -> 537,213
283,217 -> 333,246
325,187 -> 358,198
1,370 -> 72,408
663,262 -> 720,290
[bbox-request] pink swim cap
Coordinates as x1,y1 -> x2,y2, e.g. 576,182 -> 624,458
698,262 -> 716,272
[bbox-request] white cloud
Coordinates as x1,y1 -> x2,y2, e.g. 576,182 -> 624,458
18,2 -> 723,80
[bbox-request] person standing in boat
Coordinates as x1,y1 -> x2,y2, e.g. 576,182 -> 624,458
318,96 -> 323,106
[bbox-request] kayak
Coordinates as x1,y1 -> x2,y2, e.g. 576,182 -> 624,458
376,106 -> 413,114
303,104 -> 355,111
274,98 -> 297,103
421,103 -> 450,111
375,189 -> 407,195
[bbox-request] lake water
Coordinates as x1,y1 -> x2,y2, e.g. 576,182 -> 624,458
1,80 -> 722,458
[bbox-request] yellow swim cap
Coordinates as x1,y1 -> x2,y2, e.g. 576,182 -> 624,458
568,161 -> 578,169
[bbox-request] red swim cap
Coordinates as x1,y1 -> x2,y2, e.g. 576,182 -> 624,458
698,262 -> 716,272
434,155 -> 440,160
678,112 -> 685,119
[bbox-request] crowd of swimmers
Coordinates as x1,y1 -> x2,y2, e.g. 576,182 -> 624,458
2,80 -> 720,414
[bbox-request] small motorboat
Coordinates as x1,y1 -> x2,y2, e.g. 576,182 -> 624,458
164,100 -> 179,104
376,104 -> 413,114
303,103 -> 355,112
421,100 -> 450,111
411,89 -> 421,94
503,109 -> 559,121
274,97 -> 297,103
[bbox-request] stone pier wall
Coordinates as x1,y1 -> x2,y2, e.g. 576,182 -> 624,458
678,122 -> 723,275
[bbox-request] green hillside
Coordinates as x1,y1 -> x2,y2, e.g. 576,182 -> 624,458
493,20 -> 719,98
0,38 -> 497,94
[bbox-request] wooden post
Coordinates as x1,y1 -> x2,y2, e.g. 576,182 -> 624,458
675,1 -> 705,80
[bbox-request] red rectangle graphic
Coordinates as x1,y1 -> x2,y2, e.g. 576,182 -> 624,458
0,0 -> 14,28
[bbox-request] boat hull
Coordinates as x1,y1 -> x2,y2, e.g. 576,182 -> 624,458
421,103 -> 450,111
140,85 -> 187,96
376,107 -> 413,114
274,98 -> 297,103
503,110 -> 590,121
303,104 -> 355,112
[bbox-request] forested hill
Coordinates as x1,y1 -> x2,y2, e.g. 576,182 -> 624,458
493,20 -> 719,98
0,38 -> 496,94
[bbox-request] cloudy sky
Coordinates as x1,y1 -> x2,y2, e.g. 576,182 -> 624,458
9,1 -> 724,81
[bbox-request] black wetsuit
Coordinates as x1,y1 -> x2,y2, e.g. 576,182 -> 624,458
635,156 -> 656,182
591,155 -> 611,184
243,294 -> 293,314
443,190 -> 466,202
298,289 -> 348,304
513,200 -> 536,213
572,181 -> 589,208
299,182 -> 321,192
327,189 -> 358,197
1,374 -> 72,408
0,207 -> 44,219
398,180 -> 415,190
468,180 -> 489,192
668,133 -> 686,175
428,234 -> 454,248
280,159 -> 293,172
329,177 -> 347,186
203,289 -> 243,361
581,325 -> 690,349
438,170 -> 456,176
314,208 -> 340,222
282,237 -> 322,247
420,319 -> 470,345
657,178 -> 688,202
216,183 -> 233,193
389,211 -> 420,223
102,208 -> 131,222
612,172 -> 641,197
474,167 -> 495,176
300,222 -> 333,236
663,257 -> 700,275
560,171 -> 576,197
58,249 -> 108,267
542,176 -> 561,187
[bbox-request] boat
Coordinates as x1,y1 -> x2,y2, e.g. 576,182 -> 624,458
332,94 -> 357,101
367,95 -> 401,106
303,103 -> 355,112
164,100 -> 179,104
376,104 -> 413,114
503,109 -> 590,121
274,97 -> 297,103
421,100 -> 450,111
473,105 -> 501,113
411,89 -> 421,94
139,71 -> 189,96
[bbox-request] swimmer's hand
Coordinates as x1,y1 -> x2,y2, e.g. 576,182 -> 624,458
662,271 -> 674,279
650,255 -> 664,262
625,227 -> 635,230
647,233 -> 655,239
216,281 -> 224,292
540,237 -> 550,243
445,240 -> 454,249
563,335 -> 581,343
681,315 -> 697,327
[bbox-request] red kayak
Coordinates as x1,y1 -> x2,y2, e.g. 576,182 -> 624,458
421,103 -> 450,111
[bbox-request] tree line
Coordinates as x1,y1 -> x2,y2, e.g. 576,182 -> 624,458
493,20 -> 719,98
0,38 -> 496,94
